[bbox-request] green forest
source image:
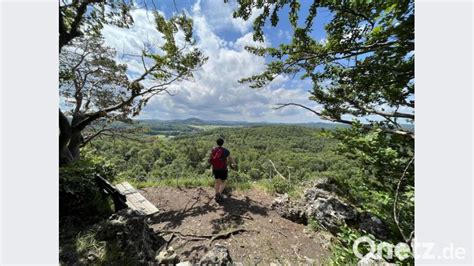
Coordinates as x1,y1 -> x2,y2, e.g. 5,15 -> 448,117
60,123 -> 414,264
59,0 -> 414,264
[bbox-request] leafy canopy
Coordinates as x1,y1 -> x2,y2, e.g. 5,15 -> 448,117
228,0 -> 414,137
59,0 -> 206,164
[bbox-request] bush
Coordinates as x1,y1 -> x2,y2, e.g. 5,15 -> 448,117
59,152 -> 117,218
328,224 -> 414,265
307,218 -> 321,232
257,178 -> 294,195
272,178 -> 293,194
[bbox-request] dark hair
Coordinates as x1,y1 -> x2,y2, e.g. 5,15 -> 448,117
216,138 -> 224,146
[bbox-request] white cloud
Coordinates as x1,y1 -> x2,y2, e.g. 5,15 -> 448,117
102,9 -> 165,54
232,32 -> 270,51
194,0 -> 262,34
277,29 -> 292,41
100,1 -> 321,123
102,8 -> 167,78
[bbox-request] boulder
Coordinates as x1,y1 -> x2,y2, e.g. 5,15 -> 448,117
305,196 -> 358,234
312,178 -> 342,194
271,194 -> 307,224
155,247 -> 178,265
199,244 -> 232,265
272,187 -> 358,234
177,261 -> 193,266
303,187 -> 332,201
92,208 -> 165,263
272,180 -> 388,238
358,212 -> 389,240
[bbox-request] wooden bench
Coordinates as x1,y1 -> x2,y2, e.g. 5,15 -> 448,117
114,181 -> 159,215
95,175 -> 128,212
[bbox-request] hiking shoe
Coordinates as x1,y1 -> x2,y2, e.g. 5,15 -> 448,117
215,193 -> 223,203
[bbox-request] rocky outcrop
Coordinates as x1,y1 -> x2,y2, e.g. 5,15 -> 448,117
156,247 -> 179,264
271,193 -> 307,224
176,261 -> 193,266
304,187 -> 358,233
271,179 -> 389,239
199,244 -> 233,265
91,208 -> 165,264
358,212 -> 389,240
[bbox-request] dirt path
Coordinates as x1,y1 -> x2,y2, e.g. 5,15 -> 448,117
142,187 -> 331,264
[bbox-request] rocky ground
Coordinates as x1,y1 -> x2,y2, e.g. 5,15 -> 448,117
60,179 -> 392,265
142,186 -> 331,265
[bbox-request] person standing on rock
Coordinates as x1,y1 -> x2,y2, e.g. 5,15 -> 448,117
209,137 -> 236,202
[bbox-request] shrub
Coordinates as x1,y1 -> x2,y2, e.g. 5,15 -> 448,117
271,178 -> 293,194
59,152 -> 117,218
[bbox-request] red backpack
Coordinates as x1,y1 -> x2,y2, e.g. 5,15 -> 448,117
210,147 -> 227,170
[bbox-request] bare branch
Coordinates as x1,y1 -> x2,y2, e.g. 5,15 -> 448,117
393,157 -> 415,243
141,55 -> 148,72
275,102 -> 414,138
82,128 -> 113,146
268,159 -> 286,180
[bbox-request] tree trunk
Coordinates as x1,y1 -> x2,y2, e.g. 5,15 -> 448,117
59,110 -> 85,165
68,129 -> 83,161
59,110 -> 73,166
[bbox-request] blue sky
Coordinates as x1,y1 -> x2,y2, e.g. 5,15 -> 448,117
101,0 -> 333,123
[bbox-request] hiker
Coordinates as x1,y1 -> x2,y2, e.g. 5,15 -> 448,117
209,137 -> 236,202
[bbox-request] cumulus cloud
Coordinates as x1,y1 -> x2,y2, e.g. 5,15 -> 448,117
102,8 -> 166,78
194,0 -> 262,34
101,0 -> 321,123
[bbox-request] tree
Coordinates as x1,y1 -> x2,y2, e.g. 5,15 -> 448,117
227,0 -> 414,138
227,0 -> 415,246
59,1 -> 206,165
59,0 -> 134,51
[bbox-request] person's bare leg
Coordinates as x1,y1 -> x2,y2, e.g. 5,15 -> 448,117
219,180 -> 226,194
214,179 -> 221,195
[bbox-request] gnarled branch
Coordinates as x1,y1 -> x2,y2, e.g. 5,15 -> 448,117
393,157 -> 415,243
274,102 -> 414,139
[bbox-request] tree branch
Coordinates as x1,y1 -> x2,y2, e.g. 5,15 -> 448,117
59,0 -> 103,50
332,6 -> 375,27
393,157 -> 415,243
268,159 -> 286,180
275,102 -> 414,138
81,127 -> 113,147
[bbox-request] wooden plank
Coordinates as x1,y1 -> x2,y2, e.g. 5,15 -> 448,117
120,183 -> 146,211
115,183 -> 127,193
118,183 -> 158,215
121,182 -> 158,213
115,182 -> 159,215
116,182 -> 146,212
128,186 -> 158,214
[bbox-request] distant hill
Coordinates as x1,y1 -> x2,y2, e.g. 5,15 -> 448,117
105,118 -> 412,136
136,118 -> 349,128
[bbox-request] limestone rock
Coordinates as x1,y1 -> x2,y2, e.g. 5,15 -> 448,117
177,261 -> 193,266
305,195 -> 358,234
91,208 -> 165,263
271,193 -> 307,224
199,244 -> 232,265
272,179 -> 388,238
156,247 -> 178,265
358,212 -> 389,240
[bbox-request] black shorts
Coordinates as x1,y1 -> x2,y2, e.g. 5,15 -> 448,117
213,169 -> 228,180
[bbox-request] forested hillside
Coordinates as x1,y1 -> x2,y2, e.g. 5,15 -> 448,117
61,124 -> 413,264
85,126 -> 342,186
